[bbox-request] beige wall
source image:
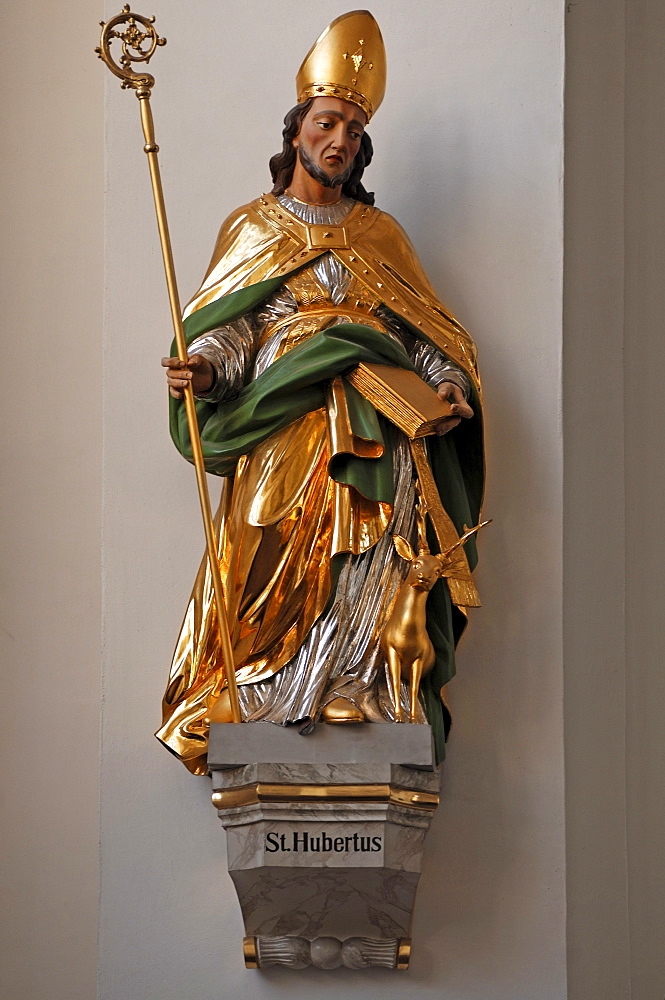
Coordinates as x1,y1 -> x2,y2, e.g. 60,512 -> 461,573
624,1 -> 665,995
0,3 -> 103,1000
563,1 -> 631,995
564,1 -> 665,997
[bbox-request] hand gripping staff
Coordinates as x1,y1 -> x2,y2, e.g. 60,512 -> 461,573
96,7 -> 242,723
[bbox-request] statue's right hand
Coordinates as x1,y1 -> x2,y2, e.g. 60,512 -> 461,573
161,354 -> 214,399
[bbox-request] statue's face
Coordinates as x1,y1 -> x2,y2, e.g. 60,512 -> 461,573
292,97 -> 366,187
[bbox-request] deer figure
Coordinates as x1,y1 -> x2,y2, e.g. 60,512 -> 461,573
381,506 -> 489,723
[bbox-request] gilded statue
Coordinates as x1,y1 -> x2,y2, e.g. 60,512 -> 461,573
156,11 -> 485,776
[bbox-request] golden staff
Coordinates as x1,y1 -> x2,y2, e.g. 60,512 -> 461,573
96,6 -> 242,723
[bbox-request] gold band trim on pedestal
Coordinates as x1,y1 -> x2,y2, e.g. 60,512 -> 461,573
396,938 -> 412,970
211,783 -> 439,812
243,936 -> 259,969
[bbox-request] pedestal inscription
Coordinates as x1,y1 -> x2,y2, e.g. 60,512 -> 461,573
209,722 -> 440,971
264,827 -> 383,855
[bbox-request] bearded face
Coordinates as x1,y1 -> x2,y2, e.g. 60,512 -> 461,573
270,96 -> 374,205
296,141 -> 355,189
291,97 -> 366,189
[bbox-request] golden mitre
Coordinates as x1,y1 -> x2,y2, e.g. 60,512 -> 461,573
296,10 -> 386,122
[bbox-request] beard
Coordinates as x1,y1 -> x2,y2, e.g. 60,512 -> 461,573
297,143 -> 355,189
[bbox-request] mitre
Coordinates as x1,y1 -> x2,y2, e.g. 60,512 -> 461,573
296,10 -> 387,121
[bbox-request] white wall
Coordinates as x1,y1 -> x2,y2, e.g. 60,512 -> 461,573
0,3 -> 103,999
100,3 -> 566,999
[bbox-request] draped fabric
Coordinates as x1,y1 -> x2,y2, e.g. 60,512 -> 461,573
156,195 -> 483,775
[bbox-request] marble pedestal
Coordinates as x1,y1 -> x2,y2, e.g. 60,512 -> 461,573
209,722 -> 440,970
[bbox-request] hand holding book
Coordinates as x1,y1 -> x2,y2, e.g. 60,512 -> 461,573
435,381 -> 474,435
346,363 -> 474,439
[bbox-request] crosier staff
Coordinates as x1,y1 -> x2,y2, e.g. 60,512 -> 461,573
96,6 -> 242,724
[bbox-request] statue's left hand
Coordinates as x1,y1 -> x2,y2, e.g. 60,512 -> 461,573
435,382 -> 474,435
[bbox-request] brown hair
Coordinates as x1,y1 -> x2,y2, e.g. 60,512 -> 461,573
269,99 -> 375,205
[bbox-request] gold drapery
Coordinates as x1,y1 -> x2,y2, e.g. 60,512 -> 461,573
158,274 -> 397,773
158,197 -> 482,773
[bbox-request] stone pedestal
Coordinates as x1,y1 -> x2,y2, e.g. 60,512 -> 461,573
209,723 -> 440,970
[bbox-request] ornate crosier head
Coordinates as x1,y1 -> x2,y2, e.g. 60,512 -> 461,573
96,5 -> 166,91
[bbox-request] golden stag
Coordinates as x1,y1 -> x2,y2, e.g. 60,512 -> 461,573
382,519 -> 490,723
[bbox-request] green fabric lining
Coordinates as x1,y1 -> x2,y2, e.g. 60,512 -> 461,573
182,275 -> 289,343
170,323 -> 416,489
328,381 -> 395,505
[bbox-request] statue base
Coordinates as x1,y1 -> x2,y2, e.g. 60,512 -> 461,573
209,722 -> 440,970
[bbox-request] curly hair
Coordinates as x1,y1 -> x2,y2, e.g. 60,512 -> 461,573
269,98 -> 375,205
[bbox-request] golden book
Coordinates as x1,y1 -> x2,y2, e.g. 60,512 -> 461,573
346,363 -> 454,438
